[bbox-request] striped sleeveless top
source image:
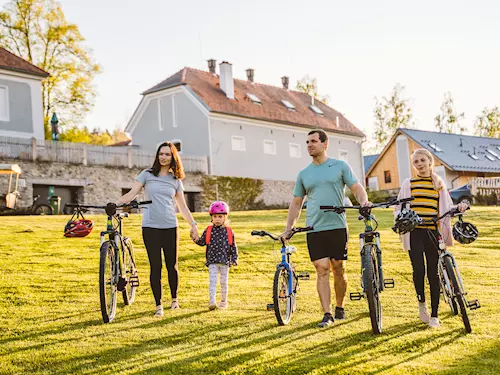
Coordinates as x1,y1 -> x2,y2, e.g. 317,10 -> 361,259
410,176 -> 439,229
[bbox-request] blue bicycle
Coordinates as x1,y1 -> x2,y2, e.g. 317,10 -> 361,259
251,226 -> 313,325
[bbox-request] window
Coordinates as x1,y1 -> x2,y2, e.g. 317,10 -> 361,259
368,177 -> 379,191
246,93 -> 261,104
172,95 -> 177,128
231,136 -> 246,151
428,142 -> 442,152
434,165 -> 447,187
289,143 -> 301,158
171,139 -> 182,153
485,154 -> 495,161
338,149 -> 348,162
0,86 -> 9,121
281,100 -> 296,111
263,140 -> 276,155
384,170 -> 392,183
469,153 -> 479,160
309,104 -> 324,115
487,149 -> 499,158
157,98 -> 163,130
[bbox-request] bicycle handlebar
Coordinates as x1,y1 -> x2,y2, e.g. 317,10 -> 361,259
320,197 -> 414,216
251,226 -> 313,242
420,205 -> 470,225
66,200 -> 152,213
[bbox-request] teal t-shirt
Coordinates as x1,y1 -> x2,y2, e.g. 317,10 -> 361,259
293,158 -> 359,232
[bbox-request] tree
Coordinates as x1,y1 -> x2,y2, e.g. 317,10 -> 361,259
474,106 -> 500,138
373,83 -> 413,151
296,75 -> 329,104
0,0 -> 101,139
434,92 -> 466,134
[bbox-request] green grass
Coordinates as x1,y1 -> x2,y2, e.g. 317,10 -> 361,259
1,207 -> 499,375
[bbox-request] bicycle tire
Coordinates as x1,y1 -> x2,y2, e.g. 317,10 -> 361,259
122,237 -> 138,305
439,261 -> 458,315
363,244 -> 382,334
273,266 -> 293,325
33,204 -> 52,215
444,255 -> 471,333
99,241 -> 117,323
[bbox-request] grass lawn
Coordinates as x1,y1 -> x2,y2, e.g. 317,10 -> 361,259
0,207 -> 499,375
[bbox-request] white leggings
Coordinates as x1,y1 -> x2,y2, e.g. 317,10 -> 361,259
208,264 -> 229,304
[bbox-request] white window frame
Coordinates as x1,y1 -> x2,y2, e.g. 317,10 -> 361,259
263,139 -> 276,155
289,143 -> 301,158
0,85 -> 10,122
172,95 -> 177,128
368,176 -> 379,191
434,165 -> 447,188
157,98 -> 163,130
231,136 -> 246,151
338,149 -> 348,162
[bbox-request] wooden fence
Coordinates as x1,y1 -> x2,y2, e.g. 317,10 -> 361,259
0,136 -> 208,173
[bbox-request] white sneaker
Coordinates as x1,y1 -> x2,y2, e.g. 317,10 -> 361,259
171,300 -> 180,310
219,301 -> 228,309
418,302 -> 430,323
429,317 -> 441,328
208,302 -> 217,310
154,305 -> 164,317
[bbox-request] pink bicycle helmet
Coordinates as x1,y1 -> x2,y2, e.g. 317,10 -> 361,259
209,201 -> 229,215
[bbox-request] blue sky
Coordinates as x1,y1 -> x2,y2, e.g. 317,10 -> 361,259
4,0 -> 499,146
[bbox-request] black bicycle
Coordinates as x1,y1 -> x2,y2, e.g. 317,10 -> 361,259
67,200 -> 151,323
251,227 -> 312,325
421,206 -> 480,333
320,197 -> 413,334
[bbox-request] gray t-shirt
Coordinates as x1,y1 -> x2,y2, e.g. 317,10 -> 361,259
136,169 -> 184,229
293,158 -> 359,232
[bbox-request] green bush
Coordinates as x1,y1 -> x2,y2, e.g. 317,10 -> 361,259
347,188 -> 393,205
473,192 -> 498,206
200,176 -> 263,211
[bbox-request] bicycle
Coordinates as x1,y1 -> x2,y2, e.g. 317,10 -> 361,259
251,226 -> 313,325
320,197 -> 414,334
66,200 -> 151,323
420,206 -> 480,333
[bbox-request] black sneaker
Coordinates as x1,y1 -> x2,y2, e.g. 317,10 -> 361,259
318,313 -> 334,328
335,306 -> 346,320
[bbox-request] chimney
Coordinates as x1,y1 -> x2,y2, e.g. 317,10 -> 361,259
207,59 -> 217,74
246,69 -> 254,82
281,76 -> 289,90
219,61 -> 234,99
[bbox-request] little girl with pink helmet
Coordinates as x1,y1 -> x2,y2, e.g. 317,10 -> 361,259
193,201 -> 238,310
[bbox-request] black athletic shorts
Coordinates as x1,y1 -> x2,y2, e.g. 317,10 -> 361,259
306,228 -> 348,262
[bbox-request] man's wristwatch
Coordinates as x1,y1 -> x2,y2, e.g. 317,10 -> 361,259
190,221 -> 197,226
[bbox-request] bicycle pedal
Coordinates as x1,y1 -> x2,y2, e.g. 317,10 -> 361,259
129,275 -> 139,287
297,272 -> 310,280
468,299 -> 481,310
350,292 -> 364,301
117,277 -> 128,292
266,303 -> 274,311
383,278 -> 395,288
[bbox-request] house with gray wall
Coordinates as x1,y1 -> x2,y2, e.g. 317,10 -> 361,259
126,61 -> 366,183
0,47 -> 49,141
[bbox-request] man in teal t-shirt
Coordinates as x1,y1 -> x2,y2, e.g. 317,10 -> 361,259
282,129 -> 371,328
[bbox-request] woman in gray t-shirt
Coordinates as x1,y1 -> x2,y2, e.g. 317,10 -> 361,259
118,141 -> 199,317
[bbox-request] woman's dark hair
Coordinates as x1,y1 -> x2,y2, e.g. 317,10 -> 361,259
148,142 -> 185,179
308,129 -> 328,143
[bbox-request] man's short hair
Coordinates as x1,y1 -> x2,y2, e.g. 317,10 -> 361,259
308,129 -> 328,143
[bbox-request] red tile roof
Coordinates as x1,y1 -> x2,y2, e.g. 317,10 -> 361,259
0,47 -> 49,78
144,68 -> 365,137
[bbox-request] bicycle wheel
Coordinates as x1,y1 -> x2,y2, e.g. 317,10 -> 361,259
439,261 -> 458,315
362,244 -> 382,334
444,255 -> 471,333
122,237 -> 138,305
33,204 -> 53,215
273,266 -> 293,325
99,241 -> 117,323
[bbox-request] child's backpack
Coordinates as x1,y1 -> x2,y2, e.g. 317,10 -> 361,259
205,225 -> 234,246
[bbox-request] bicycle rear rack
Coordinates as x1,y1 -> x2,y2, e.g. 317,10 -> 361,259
468,299 -> 481,310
